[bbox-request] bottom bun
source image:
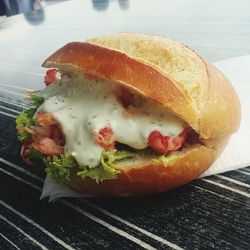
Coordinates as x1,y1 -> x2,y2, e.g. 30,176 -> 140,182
67,141 -> 227,196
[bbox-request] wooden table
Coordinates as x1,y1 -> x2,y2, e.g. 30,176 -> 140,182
0,0 -> 249,249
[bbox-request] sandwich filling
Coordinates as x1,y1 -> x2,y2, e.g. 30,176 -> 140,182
16,69 -> 188,183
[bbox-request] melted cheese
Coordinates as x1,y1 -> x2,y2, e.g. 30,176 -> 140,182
39,74 -> 185,167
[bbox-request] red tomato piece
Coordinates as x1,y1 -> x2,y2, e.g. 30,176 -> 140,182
148,131 -> 169,154
44,69 -> 59,85
148,129 -> 188,154
167,129 -> 188,151
95,127 -> 115,150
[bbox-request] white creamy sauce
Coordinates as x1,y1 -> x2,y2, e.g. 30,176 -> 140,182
39,74 -> 185,167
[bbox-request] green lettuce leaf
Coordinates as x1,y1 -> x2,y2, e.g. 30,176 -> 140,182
30,94 -> 44,107
77,150 -> 136,183
153,154 -> 172,166
77,165 -> 117,183
44,154 -> 76,182
25,147 -> 136,183
16,108 -> 36,141
28,147 -> 43,160
16,94 -> 44,141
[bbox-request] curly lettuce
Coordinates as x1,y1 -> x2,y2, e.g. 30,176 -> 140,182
16,108 -> 36,141
30,94 -> 44,107
16,94 -> 44,141
44,154 -> 76,182
153,154 -> 176,167
29,149 -> 136,183
77,150 -> 136,183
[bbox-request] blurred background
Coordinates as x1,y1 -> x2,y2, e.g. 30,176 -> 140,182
0,0 -> 249,97
0,0 -> 63,17
0,0 -> 129,19
0,0 -> 249,61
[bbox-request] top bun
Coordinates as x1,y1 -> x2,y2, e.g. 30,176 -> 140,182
43,33 -> 240,140
41,33 -> 241,195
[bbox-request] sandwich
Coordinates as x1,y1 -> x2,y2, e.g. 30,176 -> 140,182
16,33 -> 241,196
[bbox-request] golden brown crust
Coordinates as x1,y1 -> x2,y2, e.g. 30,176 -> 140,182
43,38 -> 240,139
68,144 -> 216,196
88,33 -> 210,110
43,42 -> 198,130
199,63 -> 241,138
201,136 -> 230,160
87,33 -> 241,139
